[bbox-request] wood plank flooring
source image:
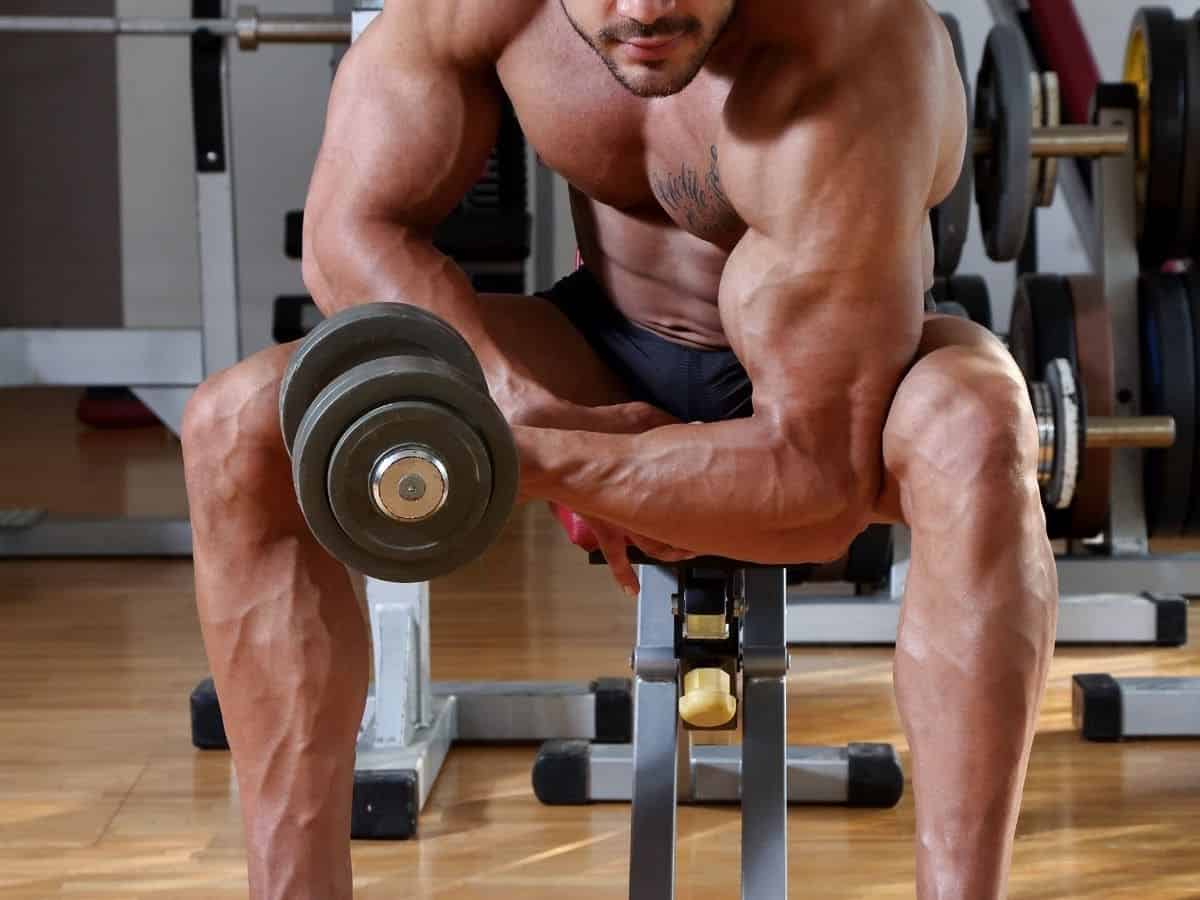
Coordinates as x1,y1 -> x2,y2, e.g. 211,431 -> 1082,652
1,389 -> 1198,898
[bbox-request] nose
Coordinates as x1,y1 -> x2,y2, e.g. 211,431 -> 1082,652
615,0 -> 677,25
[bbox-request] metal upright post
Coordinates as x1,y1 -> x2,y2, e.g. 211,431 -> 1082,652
192,0 -> 242,379
629,565 -> 680,900
1095,89 -> 1148,556
739,567 -> 788,900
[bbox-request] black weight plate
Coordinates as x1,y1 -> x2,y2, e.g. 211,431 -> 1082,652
1066,276 -> 1115,541
1125,8 -> 1188,266
1139,273 -> 1195,537
1030,275 -> 1082,537
932,14 -> 974,277
975,25 -> 1034,262
1183,270 -> 1200,536
1008,278 -> 1037,380
293,355 -> 517,582
946,275 -> 994,331
328,401 -> 494,557
1185,14 -> 1200,260
280,302 -> 488,455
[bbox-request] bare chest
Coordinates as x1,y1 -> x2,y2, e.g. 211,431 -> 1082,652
498,33 -> 747,248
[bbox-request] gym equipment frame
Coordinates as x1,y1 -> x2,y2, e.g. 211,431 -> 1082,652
0,2 -> 350,559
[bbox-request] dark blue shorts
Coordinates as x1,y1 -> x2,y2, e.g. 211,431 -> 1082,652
536,268 -> 753,423
537,267 -> 936,425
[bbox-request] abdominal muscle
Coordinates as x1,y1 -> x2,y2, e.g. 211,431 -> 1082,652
571,189 -> 738,350
569,188 -> 939,352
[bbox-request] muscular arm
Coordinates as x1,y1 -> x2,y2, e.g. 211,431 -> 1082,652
520,17 -> 964,562
303,7 -> 503,354
305,4 -> 636,429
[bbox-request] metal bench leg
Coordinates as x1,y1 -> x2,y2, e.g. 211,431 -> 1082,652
629,565 -> 680,900
740,568 -> 789,900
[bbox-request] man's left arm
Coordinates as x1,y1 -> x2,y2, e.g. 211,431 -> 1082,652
518,37 -> 962,565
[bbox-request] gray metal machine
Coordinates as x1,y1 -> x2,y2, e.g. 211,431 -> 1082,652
1074,674 -> 1200,741
0,4 -> 349,558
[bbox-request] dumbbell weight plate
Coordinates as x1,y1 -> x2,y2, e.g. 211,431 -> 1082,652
1044,359 -> 1082,513
280,302 -> 488,455
292,354 -> 518,582
1124,8 -> 1188,266
1010,275 -> 1083,536
932,14 -> 973,277
1034,276 -> 1085,531
975,25 -> 1034,263
1139,273 -> 1196,537
1065,276 -> 1114,540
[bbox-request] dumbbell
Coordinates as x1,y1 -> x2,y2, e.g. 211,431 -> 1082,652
279,303 -> 518,583
1031,358 -> 1174,512
935,21 -> 1134,272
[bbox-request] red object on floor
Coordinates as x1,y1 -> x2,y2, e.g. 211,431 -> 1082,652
76,388 -> 158,429
551,503 -> 600,551
1030,0 -> 1101,125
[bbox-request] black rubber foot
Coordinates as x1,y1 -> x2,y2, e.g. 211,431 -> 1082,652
1149,593 -> 1188,646
352,770 -> 419,840
1073,673 -> 1123,742
846,743 -> 905,808
532,740 -> 591,805
190,677 -> 229,750
593,678 -> 633,743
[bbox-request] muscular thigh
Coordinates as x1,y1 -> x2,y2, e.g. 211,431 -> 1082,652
477,293 -> 634,408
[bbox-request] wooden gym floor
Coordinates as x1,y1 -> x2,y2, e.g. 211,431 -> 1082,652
1,388 -> 1199,899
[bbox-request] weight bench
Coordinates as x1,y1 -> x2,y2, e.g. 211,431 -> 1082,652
534,511 -> 903,899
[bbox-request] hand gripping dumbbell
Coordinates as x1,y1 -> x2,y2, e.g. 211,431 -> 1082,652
278,303 -> 518,582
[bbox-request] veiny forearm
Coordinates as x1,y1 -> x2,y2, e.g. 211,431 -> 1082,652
303,219 -> 517,378
518,415 -> 862,562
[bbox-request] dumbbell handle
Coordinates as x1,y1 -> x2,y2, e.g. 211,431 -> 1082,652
973,124 -> 1130,159
0,8 -> 350,49
1086,415 -> 1175,449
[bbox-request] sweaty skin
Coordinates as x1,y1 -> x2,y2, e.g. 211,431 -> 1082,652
182,2 -> 1057,898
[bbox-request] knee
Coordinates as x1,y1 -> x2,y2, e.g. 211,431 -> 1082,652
181,349 -> 292,515
893,347 -> 1039,501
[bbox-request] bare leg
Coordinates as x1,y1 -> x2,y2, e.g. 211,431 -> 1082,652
878,316 -> 1057,900
181,295 -> 632,900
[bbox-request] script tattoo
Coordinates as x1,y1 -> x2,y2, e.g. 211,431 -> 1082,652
650,145 -> 737,235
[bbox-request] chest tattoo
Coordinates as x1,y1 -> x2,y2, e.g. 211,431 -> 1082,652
650,145 -> 738,236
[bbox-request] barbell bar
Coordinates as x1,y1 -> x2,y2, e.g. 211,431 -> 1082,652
973,124 -> 1130,160
0,7 -> 350,50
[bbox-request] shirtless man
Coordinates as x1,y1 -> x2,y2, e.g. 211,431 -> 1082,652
180,1 -> 1058,897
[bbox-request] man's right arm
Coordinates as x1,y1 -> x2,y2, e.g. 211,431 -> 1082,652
303,7 -> 544,417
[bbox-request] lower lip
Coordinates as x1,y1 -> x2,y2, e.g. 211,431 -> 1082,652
620,36 -> 682,61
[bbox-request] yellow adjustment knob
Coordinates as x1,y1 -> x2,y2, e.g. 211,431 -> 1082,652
678,667 -> 737,728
